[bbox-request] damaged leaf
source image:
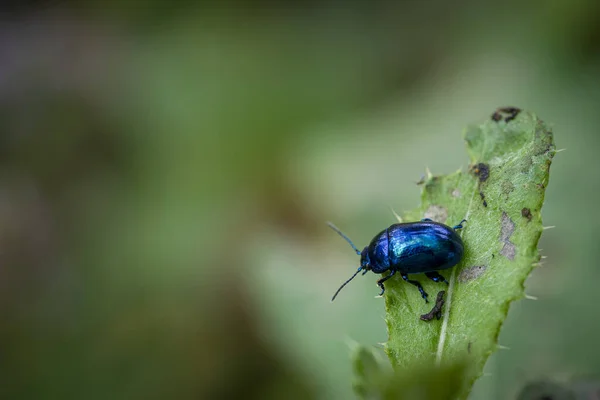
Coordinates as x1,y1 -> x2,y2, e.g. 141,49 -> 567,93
378,109 -> 555,399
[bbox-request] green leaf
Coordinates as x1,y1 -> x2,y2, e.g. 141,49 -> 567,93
351,344 -> 391,399
382,108 -> 555,399
352,344 -> 468,400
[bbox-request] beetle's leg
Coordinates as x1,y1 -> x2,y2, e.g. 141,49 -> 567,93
401,273 -> 429,303
362,269 -> 369,276
421,218 -> 433,222
453,219 -> 467,230
376,270 -> 396,296
425,271 -> 448,285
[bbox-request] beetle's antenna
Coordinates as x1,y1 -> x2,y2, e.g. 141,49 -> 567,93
327,222 -> 361,255
331,268 -> 362,302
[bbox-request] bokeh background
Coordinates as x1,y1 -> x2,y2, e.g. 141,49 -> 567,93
1,1 -> 599,399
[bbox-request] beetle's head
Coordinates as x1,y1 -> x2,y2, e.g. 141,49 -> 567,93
359,247 -> 371,272
327,221 -> 371,301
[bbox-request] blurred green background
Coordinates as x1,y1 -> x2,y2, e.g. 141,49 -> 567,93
1,1 -> 599,399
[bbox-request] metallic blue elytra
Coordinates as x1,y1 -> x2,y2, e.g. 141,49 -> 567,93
329,218 -> 466,303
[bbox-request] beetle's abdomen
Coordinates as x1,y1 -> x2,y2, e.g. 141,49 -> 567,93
386,221 -> 464,274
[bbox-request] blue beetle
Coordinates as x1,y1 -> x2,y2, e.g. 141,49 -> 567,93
329,218 -> 466,302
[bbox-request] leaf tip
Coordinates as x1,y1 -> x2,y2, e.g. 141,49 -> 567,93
425,166 -> 433,179
388,206 -> 403,223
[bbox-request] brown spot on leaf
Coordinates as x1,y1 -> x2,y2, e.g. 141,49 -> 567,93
500,212 -> 516,260
502,181 -> 515,198
458,265 -> 487,282
470,163 -> 489,183
479,191 -> 488,207
491,106 -> 521,122
521,208 -> 532,222
424,205 -> 448,223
